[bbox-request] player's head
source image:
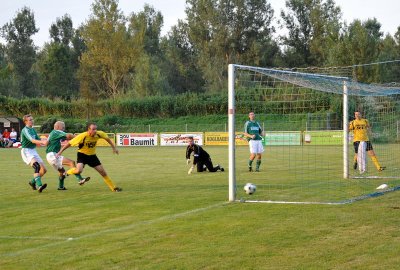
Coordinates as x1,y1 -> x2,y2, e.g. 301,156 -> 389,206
87,122 -> 97,136
23,114 -> 34,127
249,112 -> 255,121
54,121 -> 65,131
187,136 -> 194,145
354,111 -> 362,120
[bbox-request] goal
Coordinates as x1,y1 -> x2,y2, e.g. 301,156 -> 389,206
228,62 -> 400,204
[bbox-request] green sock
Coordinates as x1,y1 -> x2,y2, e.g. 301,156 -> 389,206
34,176 -> 42,187
256,160 -> 261,170
75,174 -> 83,181
248,160 -> 253,168
30,178 -> 36,185
58,175 -> 65,188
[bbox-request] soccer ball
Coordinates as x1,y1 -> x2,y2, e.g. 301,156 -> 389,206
244,183 -> 256,195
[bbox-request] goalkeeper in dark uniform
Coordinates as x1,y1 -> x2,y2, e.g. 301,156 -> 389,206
185,136 -> 224,174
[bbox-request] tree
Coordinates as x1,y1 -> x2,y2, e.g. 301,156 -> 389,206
1,7 -> 39,97
128,4 -> 172,96
185,0 -> 276,92
161,21 -> 205,94
49,14 -> 74,46
280,0 -> 342,67
328,18 -> 384,82
79,0 -> 136,99
37,14 -> 80,99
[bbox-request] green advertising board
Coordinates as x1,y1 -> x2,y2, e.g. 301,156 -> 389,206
264,132 -> 301,146
303,130 -> 343,145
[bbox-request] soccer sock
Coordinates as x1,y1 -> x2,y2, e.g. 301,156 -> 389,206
66,168 -> 76,175
34,176 -> 42,187
353,155 -> 357,164
248,160 -> 253,168
103,175 -> 116,191
256,160 -> 261,170
30,178 -> 36,185
75,174 -> 84,181
371,156 -> 382,170
58,175 -> 65,188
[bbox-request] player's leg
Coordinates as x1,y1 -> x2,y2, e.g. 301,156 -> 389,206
255,154 -> 262,172
367,142 -> 385,171
248,154 -> 255,171
197,162 -> 204,172
63,157 -> 89,184
255,141 -> 264,172
353,142 -> 359,170
47,152 -> 67,190
22,148 -> 47,192
93,164 -> 121,192
30,159 -> 47,192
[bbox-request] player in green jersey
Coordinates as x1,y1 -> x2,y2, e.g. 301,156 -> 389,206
20,114 -> 48,192
45,121 -> 90,190
244,112 -> 264,172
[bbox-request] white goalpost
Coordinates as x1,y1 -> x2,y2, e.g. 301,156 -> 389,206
228,63 -> 400,204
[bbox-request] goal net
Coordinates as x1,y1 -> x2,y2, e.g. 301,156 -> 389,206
228,62 -> 400,204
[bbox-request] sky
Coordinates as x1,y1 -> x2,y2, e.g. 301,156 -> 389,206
0,0 -> 399,48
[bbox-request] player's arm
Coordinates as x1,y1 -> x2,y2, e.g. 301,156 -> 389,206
57,142 -> 71,156
192,145 -> 201,165
23,129 -> 46,146
348,120 -> 354,131
185,146 -> 192,164
243,121 -> 254,139
105,137 -> 119,154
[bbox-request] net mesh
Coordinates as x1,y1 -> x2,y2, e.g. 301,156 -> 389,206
233,61 -> 400,203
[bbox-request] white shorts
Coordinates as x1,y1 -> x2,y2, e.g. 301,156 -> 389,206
21,148 -> 44,165
249,140 -> 264,154
46,152 -> 64,170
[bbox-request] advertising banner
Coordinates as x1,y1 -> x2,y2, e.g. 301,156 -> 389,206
116,133 -> 158,146
264,132 -> 301,146
303,130 -> 343,145
204,132 -> 249,146
160,133 -> 203,146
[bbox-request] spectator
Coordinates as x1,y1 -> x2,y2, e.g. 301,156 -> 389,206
10,128 -> 18,143
2,128 -> 10,147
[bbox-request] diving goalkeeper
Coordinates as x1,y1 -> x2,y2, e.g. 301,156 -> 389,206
185,136 -> 224,174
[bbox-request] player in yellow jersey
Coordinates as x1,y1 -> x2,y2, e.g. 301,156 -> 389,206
349,111 -> 385,172
57,122 -> 122,192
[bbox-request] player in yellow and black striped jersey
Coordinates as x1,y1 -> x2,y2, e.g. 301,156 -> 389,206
349,111 -> 385,172
57,122 -> 122,192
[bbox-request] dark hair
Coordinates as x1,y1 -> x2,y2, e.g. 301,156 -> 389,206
188,136 -> 194,140
86,122 -> 97,129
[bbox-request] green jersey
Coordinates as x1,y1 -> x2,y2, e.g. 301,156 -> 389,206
21,126 -> 40,149
46,129 -> 67,153
244,120 -> 263,141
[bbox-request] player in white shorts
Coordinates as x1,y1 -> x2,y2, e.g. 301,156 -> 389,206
46,121 -> 90,190
244,112 -> 264,172
20,114 -> 48,193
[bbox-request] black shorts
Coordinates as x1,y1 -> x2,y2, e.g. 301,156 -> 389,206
353,141 -> 373,153
77,152 -> 101,167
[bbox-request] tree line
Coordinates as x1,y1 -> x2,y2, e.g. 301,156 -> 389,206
1,0 -> 400,101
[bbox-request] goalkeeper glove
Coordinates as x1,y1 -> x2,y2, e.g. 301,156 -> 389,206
188,166 -> 194,175
186,159 -> 191,165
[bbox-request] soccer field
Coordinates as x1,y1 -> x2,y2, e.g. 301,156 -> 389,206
1,146 -> 399,269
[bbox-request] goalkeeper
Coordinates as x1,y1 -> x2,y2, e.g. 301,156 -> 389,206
185,136 -> 224,174
349,111 -> 385,172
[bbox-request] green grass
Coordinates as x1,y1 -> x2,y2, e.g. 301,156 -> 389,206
1,146 -> 400,269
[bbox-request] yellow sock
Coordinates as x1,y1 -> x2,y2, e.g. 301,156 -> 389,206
353,155 -> 357,163
370,156 -> 381,170
66,168 -> 77,175
103,175 -> 116,191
